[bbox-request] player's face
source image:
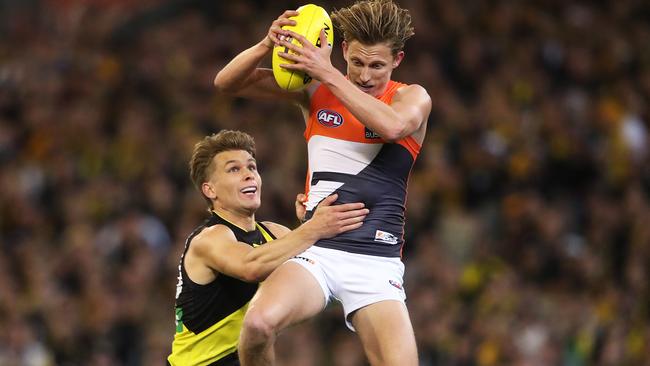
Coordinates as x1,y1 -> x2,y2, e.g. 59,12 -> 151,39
343,40 -> 404,97
206,150 -> 261,214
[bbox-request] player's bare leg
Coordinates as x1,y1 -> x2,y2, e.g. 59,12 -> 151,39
239,262 -> 325,366
351,300 -> 418,366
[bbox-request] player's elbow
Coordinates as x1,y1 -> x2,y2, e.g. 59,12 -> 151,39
382,124 -> 409,143
381,133 -> 401,143
241,262 -> 270,283
213,73 -> 237,94
240,271 -> 264,283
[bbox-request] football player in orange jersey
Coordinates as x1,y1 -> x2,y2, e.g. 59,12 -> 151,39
214,1 -> 431,365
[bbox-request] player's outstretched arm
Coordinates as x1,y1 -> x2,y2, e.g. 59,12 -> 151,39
213,10 -> 307,104
278,30 -> 432,142
191,194 -> 367,283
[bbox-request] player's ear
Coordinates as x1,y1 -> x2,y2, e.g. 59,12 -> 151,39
342,40 -> 349,61
202,182 -> 217,200
392,51 -> 405,68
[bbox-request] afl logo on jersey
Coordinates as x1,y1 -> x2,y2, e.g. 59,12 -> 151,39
317,109 -> 343,128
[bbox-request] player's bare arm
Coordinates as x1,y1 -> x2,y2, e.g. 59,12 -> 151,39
187,194 -> 368,283
213,10 -> 308,105
278,30 -> 431,143
260,221 -> 291,239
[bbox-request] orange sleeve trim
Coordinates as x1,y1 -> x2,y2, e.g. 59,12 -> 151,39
304,85 -> 328,141
398,136 -> 421,159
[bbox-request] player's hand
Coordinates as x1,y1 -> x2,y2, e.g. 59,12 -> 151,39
295,193 -> 307,222
276,29 -> 334,81
306,194 -> 368,239
263,10 -> 298,48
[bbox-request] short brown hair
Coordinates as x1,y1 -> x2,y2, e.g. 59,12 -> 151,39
331,0 -> 414,55
190,130 -> 256,205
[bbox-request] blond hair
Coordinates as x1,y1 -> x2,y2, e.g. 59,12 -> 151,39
190,130 -> 256,206
331,0 -> 414,55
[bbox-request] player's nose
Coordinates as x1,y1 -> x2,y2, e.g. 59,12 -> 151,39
242,170 -> 255,180
359,67 -> 371,83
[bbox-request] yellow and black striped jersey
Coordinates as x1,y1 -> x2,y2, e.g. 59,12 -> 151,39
167,211 -> 275,366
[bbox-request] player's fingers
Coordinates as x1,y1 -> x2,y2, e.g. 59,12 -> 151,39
281,10 -> 299,18
278,51 -> 301,64
339,221 -> 364,233
317,194 -> 338,208
337,208 -> 369,220
268,32 -> 280,44
295,194 -> 307,210
269,25 -> 287,42
319,28 -> 329,48
278,39 -> 301,53
331,202 -> 366,212
279,63 -> 302,72
276,18 -> 296,28
337,214 -> 367,227
284,30 -> 309,46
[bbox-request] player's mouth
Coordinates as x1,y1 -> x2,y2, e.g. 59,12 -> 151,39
356,82 -> 374,93
240,185 -> 258,198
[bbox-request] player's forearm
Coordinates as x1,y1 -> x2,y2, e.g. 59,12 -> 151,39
242,224 -> 319,281
322,71 -> 409,142
213,40 -> 272,93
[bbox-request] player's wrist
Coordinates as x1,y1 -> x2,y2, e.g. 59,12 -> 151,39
296,220 -> 321,242
320,68 -> 345,88
260,37 -> 274,50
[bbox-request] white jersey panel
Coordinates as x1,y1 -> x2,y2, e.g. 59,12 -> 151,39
305,135 -> 381,210
307,135 -> 382,174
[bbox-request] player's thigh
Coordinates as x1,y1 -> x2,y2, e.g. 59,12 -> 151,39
351,300 -> 417,366
248,261 -> 326,330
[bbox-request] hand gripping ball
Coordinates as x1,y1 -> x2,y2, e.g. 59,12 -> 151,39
272,4 -> 334,91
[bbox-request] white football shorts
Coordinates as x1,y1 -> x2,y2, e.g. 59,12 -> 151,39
288,245 -> 406,331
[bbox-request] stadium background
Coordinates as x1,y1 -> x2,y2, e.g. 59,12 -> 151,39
1,0 -> 649,364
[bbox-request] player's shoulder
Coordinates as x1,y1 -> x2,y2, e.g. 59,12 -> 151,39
395,82 -> 429,97
191,224 -> 237,253
260,221 -> 291,239
394,82 -> 431,106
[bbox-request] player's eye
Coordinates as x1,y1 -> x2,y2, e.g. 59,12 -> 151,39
228,166 -> 239,173
249,164 -> 257,171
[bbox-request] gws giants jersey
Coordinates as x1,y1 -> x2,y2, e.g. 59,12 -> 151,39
304,81 -> 421,258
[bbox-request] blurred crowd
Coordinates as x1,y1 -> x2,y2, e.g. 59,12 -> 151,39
1,0 -> 649,365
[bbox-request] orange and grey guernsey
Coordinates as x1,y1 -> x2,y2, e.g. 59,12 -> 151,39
168,211 -> 275,366
303,80 -> 421,258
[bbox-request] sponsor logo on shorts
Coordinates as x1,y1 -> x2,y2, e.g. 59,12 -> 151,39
374,230 -> 399,245
389,280 -> 403,290
317,109 -> 343,128
294,255 -> 315,264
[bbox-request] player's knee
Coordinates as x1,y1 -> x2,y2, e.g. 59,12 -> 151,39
241,306 -> 281,341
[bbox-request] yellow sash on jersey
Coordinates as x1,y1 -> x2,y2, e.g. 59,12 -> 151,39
168,222 -> 274,366
168,303 -> 248,366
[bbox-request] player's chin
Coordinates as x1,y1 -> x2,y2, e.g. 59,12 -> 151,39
354,83 -> 374,94
240,197 -> 261,211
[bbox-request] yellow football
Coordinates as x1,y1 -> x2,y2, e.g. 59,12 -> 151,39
272,4 -> 334,91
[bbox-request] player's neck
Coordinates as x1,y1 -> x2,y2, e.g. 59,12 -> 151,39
211,206 -> 256,232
